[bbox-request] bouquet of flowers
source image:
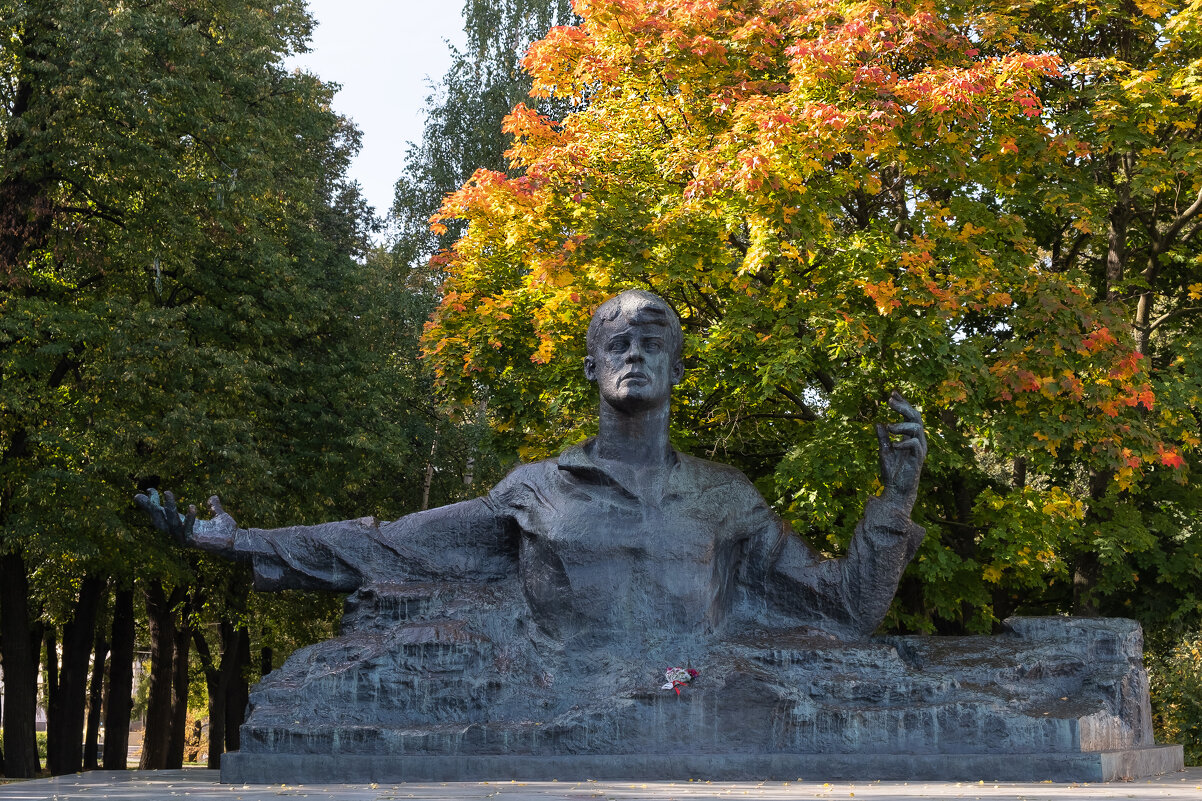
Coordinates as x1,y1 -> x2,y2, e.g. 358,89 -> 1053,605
662,666 -> 699,695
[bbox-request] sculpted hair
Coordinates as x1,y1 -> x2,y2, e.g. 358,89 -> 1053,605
586,289 -> 683,361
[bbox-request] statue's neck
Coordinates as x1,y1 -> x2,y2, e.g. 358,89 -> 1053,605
594,400 -> 674,470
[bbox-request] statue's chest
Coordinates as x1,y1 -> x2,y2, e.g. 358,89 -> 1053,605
540,486 -> 722,563
514,479 -> 745,632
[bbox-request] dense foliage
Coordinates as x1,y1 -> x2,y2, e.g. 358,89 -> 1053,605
1149,633 -> 1202,765
426,0 -> 1201,636
0,0 -> 455,776
388,0 -> 580,507
391,0 -> 578,268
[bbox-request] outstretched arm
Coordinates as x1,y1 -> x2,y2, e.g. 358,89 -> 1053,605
235,499 -> 518,591
135,490 -> 518,593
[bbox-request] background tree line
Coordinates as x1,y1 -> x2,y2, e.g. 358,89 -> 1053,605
0,0 -> 498,778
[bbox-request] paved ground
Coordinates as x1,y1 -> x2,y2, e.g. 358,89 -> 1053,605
1,769 -> 1201,801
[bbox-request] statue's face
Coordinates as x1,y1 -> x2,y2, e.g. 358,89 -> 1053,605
584,309 -> 684,412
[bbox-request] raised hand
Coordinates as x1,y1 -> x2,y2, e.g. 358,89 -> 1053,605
135,489 -> 238,556
875,391 -> 927,512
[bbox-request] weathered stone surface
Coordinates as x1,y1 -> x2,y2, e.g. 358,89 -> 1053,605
225,608 -> 1180,782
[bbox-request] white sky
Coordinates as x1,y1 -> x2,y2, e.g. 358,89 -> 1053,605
288,1 -> 469,218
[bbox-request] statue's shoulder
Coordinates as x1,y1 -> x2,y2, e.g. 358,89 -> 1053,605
674,451 -> 763,497
494,456 -> 559,486
486,456 -> 561,507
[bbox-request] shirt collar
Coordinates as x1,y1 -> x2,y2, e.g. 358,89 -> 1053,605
557,437 -> 682,499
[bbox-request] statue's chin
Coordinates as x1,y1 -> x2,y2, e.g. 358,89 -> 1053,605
601,389 -> 670,414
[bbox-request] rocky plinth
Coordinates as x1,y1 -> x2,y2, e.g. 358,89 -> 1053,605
221,583 -> 1183,783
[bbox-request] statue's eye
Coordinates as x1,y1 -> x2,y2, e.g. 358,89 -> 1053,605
644,339 -> 662,353
607,337 -> 629,353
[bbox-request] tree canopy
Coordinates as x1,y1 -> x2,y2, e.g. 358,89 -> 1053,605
391,0 -> 578,269
1,0 -> 444,775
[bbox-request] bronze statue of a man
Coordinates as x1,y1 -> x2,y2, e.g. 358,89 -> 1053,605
140,289 -> 926,642
137,292 -> 1177,784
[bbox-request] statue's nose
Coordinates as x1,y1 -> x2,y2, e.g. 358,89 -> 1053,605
625,343 -> 644,362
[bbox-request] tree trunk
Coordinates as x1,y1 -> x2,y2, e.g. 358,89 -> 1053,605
0,552 -> 41,777
102,588 -> 135,770
193,618 -> 249,769
1104,173 -> 1130,301
1072,554 -> 1101,616
225,627 -> 250,753
202,656 -> 226,770
41,630 -> 65,775
42,626 -> 61,771
165,621 -> 191,768
43,625 -> 59,714
83,621 -> 109,771
139,582 -> 182,770
193,625 -> 224,770
260,644 -> 273,678
421,439 -> 437,510
46,574 -> 104,775
1073,469 -> 1114,616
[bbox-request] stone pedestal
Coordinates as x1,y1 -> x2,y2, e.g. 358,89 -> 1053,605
221,586 -> 1183,783
221,747 -> 1184,783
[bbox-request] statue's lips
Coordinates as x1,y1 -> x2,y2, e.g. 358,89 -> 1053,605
619,372 -> 649,384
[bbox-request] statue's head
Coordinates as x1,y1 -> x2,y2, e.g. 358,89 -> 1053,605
584,289 -> 684,411
585,289 -> 683,360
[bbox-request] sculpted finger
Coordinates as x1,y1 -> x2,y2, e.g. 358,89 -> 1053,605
887,422 -> 924,438
148,488 -> 161,506
208,495 -> 225,516
182,505 -> 197,544
892,438 -> 926,455
875,423 -> 891,451
134,493 -> 151,511
164,490 -> 178,515
888,390 -> 922,423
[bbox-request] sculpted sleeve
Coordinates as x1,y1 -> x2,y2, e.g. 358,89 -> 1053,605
743,495 -> 924,637
233,497 -> 519,592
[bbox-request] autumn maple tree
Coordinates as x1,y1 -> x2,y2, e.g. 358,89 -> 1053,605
425,0 -> 1200,634
996,0 -> 1202,627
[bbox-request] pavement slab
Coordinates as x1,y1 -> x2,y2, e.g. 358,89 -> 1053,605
1,768 -> 1201,801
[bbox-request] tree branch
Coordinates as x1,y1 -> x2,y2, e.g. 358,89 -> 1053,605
775,385 -> 819,421
55,205 -> 126,228
687,281 -> 722,320
813,370 -> 835,394
1162,185 -> 1202,246
653,68 -> 693,134
1144,305 -> 1202,335
1181,215 -> 1202,247
1058,230 -> 1091,272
